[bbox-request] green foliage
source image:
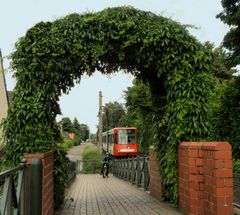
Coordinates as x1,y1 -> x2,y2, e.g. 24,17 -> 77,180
81,143 -> 102,173
73,133 -> 81,145
211,78 -> 240,158
2,6 -> 213,204
58,117 -> 84,145
59,117 -> 75,133
73,118 -> 81,135
79,124 -> 90,141
233,159 -> 240,174
53,148 -> 69,209
123,80 -> 154,152
102,101 -> 126,131
204,42 -> 237,80
217,1 -> 240,67
58,138 -> 75,150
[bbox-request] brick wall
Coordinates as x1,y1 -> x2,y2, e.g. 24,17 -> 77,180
25,150 -> 54,215
149,147 -> 163,200
178,142 -> 233,215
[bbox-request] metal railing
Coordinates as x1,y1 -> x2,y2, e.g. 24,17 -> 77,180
0,161 -> 28,215
112,156 -> 150,191
68,161 -> 77,183
75,159 -> 102,174
234,173 -> 240,208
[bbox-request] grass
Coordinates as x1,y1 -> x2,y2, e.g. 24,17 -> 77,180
81,143 -> 103,174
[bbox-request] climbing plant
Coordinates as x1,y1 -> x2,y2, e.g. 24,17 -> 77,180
2,6 -> 213,204
123,80 -> 154,153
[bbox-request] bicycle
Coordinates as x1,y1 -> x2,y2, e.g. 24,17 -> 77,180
102,163 -> 108,178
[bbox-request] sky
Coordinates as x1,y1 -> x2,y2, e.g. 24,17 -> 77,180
0,0 -> 229,133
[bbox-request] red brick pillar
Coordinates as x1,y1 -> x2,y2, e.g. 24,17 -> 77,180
178,142 -> 233,215
149,146 -> 163,200
25,150 -> 54,215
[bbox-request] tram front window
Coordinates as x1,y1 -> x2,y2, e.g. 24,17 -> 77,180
118,129 -> 135,144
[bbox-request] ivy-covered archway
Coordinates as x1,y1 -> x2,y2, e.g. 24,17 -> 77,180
3,6 -> 212,203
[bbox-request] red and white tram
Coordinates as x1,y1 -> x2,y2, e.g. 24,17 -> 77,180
102,127 -> 138,157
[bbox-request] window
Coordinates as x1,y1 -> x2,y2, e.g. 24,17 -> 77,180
118,129 -> 136,144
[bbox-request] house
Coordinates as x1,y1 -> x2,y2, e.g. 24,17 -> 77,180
62,131 -> 75,141
0,50 -> 9,147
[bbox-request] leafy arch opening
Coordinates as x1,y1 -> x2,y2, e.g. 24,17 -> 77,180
3,6 -> 213,203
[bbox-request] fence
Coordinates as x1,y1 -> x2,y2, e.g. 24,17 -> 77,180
0,160 -> 28,215
112,156 -> 150,191
75,159 -> 102,174
234,173 -> 240,208
68,161 -> 77,183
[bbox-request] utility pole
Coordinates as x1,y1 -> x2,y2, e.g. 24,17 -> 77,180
98,91 -> 103,152
106,107 -> 109,153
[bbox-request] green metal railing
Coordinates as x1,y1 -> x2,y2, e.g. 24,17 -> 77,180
112,156 -> 150,191
233,173 -> 240,209
0,161 -> 28,215
0,158 -> 42,215
75,159 -> 102,174
68,161 -> 77,183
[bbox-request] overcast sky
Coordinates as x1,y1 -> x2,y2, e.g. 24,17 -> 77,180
0,0 -> 229,133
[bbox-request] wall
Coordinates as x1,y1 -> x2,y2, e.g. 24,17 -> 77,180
68,132 -> 75,140
178,142 -> 233,215
148,146 -> 163,200
0,51 -> 8,147
25,150 -> 54,215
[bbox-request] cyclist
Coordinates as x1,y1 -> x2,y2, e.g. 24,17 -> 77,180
100,152 -> 113,177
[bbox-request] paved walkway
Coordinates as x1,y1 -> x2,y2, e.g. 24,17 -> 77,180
67,144 -> 84,162
57,144 -> 183,215
57,174 -> 183,215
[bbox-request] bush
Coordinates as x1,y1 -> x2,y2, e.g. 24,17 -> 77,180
58,136 -> 75,150
73,134 -> 81,146
53,147 -> 69,210
81,143 -> 102,174
233,159 -> 240,174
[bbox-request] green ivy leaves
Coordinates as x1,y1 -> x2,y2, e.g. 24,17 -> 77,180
3,6 -> 212,205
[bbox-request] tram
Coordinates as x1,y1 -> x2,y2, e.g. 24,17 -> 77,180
102,127 -> 138,157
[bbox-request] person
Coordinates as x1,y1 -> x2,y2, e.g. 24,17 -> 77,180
100,152 -> 113,177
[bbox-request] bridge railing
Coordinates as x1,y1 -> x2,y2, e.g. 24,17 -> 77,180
68,160 -> 77,183
112,156 -> 150,191
0,160 -> 28,215
75,159 -> 102,174
233,173 -> 240,209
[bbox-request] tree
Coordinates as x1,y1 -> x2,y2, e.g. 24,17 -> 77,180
80,124 -> 90,141
211,78 -> 240,159
102,102 -> 126,131
59,117 -> 74,133
123,79 -> 154,152
204,41 -> 240,161
72,117 -> 82,145
204,42 -> 236,80
216,1 -> 240,166
217,1 -> 240,67
73,118 -> 81,133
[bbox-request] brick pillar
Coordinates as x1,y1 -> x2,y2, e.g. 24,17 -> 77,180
25,150 -> 54,215
149,146 -> 163,200
178,142 -> 233,215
